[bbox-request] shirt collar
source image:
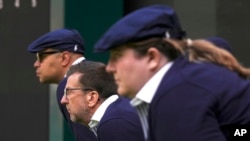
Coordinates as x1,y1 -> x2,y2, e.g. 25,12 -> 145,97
64,57 -> 85,78
72,56 -> 85,65
88,95 -> 119,128
131,61 -> 173,106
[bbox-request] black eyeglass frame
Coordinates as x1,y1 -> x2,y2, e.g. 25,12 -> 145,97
64,88 -> 94,99
36,51 -> 61,62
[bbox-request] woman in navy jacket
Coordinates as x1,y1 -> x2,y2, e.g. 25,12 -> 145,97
94,4 -> 250,141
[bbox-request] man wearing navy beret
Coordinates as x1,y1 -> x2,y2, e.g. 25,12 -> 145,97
27,28 -> 97,141
94,4 -> 250,141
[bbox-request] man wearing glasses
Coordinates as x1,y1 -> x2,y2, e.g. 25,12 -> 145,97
61,60 -> 144,141
27,28 -> 97,141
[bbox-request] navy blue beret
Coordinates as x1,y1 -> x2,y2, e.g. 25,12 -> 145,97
206,37 -> 233,54
27,28 -> 85,54
94,4 -> 186,52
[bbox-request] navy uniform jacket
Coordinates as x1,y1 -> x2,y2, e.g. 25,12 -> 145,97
148,56 -> 250,141
97,97 -> 144,141
57,78 -> 97,141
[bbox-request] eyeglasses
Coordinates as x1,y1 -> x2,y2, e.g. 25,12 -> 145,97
64,88 -> 93,99
36,51 -> 61,62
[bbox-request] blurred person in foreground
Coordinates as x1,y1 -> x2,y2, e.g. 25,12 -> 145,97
94,4 -> 250,141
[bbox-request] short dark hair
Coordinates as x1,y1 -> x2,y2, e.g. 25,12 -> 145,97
67,60 -> 118,99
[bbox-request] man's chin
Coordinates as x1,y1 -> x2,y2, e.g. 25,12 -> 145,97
118,88 -> 129,97
39,80 -> 50,84
70,116 -> 77,122
39,78 -> 57,84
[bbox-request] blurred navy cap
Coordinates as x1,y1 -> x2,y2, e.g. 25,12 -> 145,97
206,37 -> 233,53
94,4 -> 186,52
27,28 -> 85,55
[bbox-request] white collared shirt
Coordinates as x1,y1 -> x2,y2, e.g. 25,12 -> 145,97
88,95 -> 119,136
64,57 -> 85,78
130,61 -> 173,139
72,56 -> 85,65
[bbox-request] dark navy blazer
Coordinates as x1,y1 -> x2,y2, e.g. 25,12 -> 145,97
57,78 -> 97,141
148,56 -> 250,141
97,97 -> 144,141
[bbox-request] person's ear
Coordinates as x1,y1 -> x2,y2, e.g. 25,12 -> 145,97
146,48 -> 162,71
87,91 -> 100,108
61,51 -> 71,66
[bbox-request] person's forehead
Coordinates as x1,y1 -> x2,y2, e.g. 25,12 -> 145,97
38,48 -> 59,52
110,47 -> 138,61
110,46 -> 129,56
110,44 -> 132,53
67,73 -> 82,85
